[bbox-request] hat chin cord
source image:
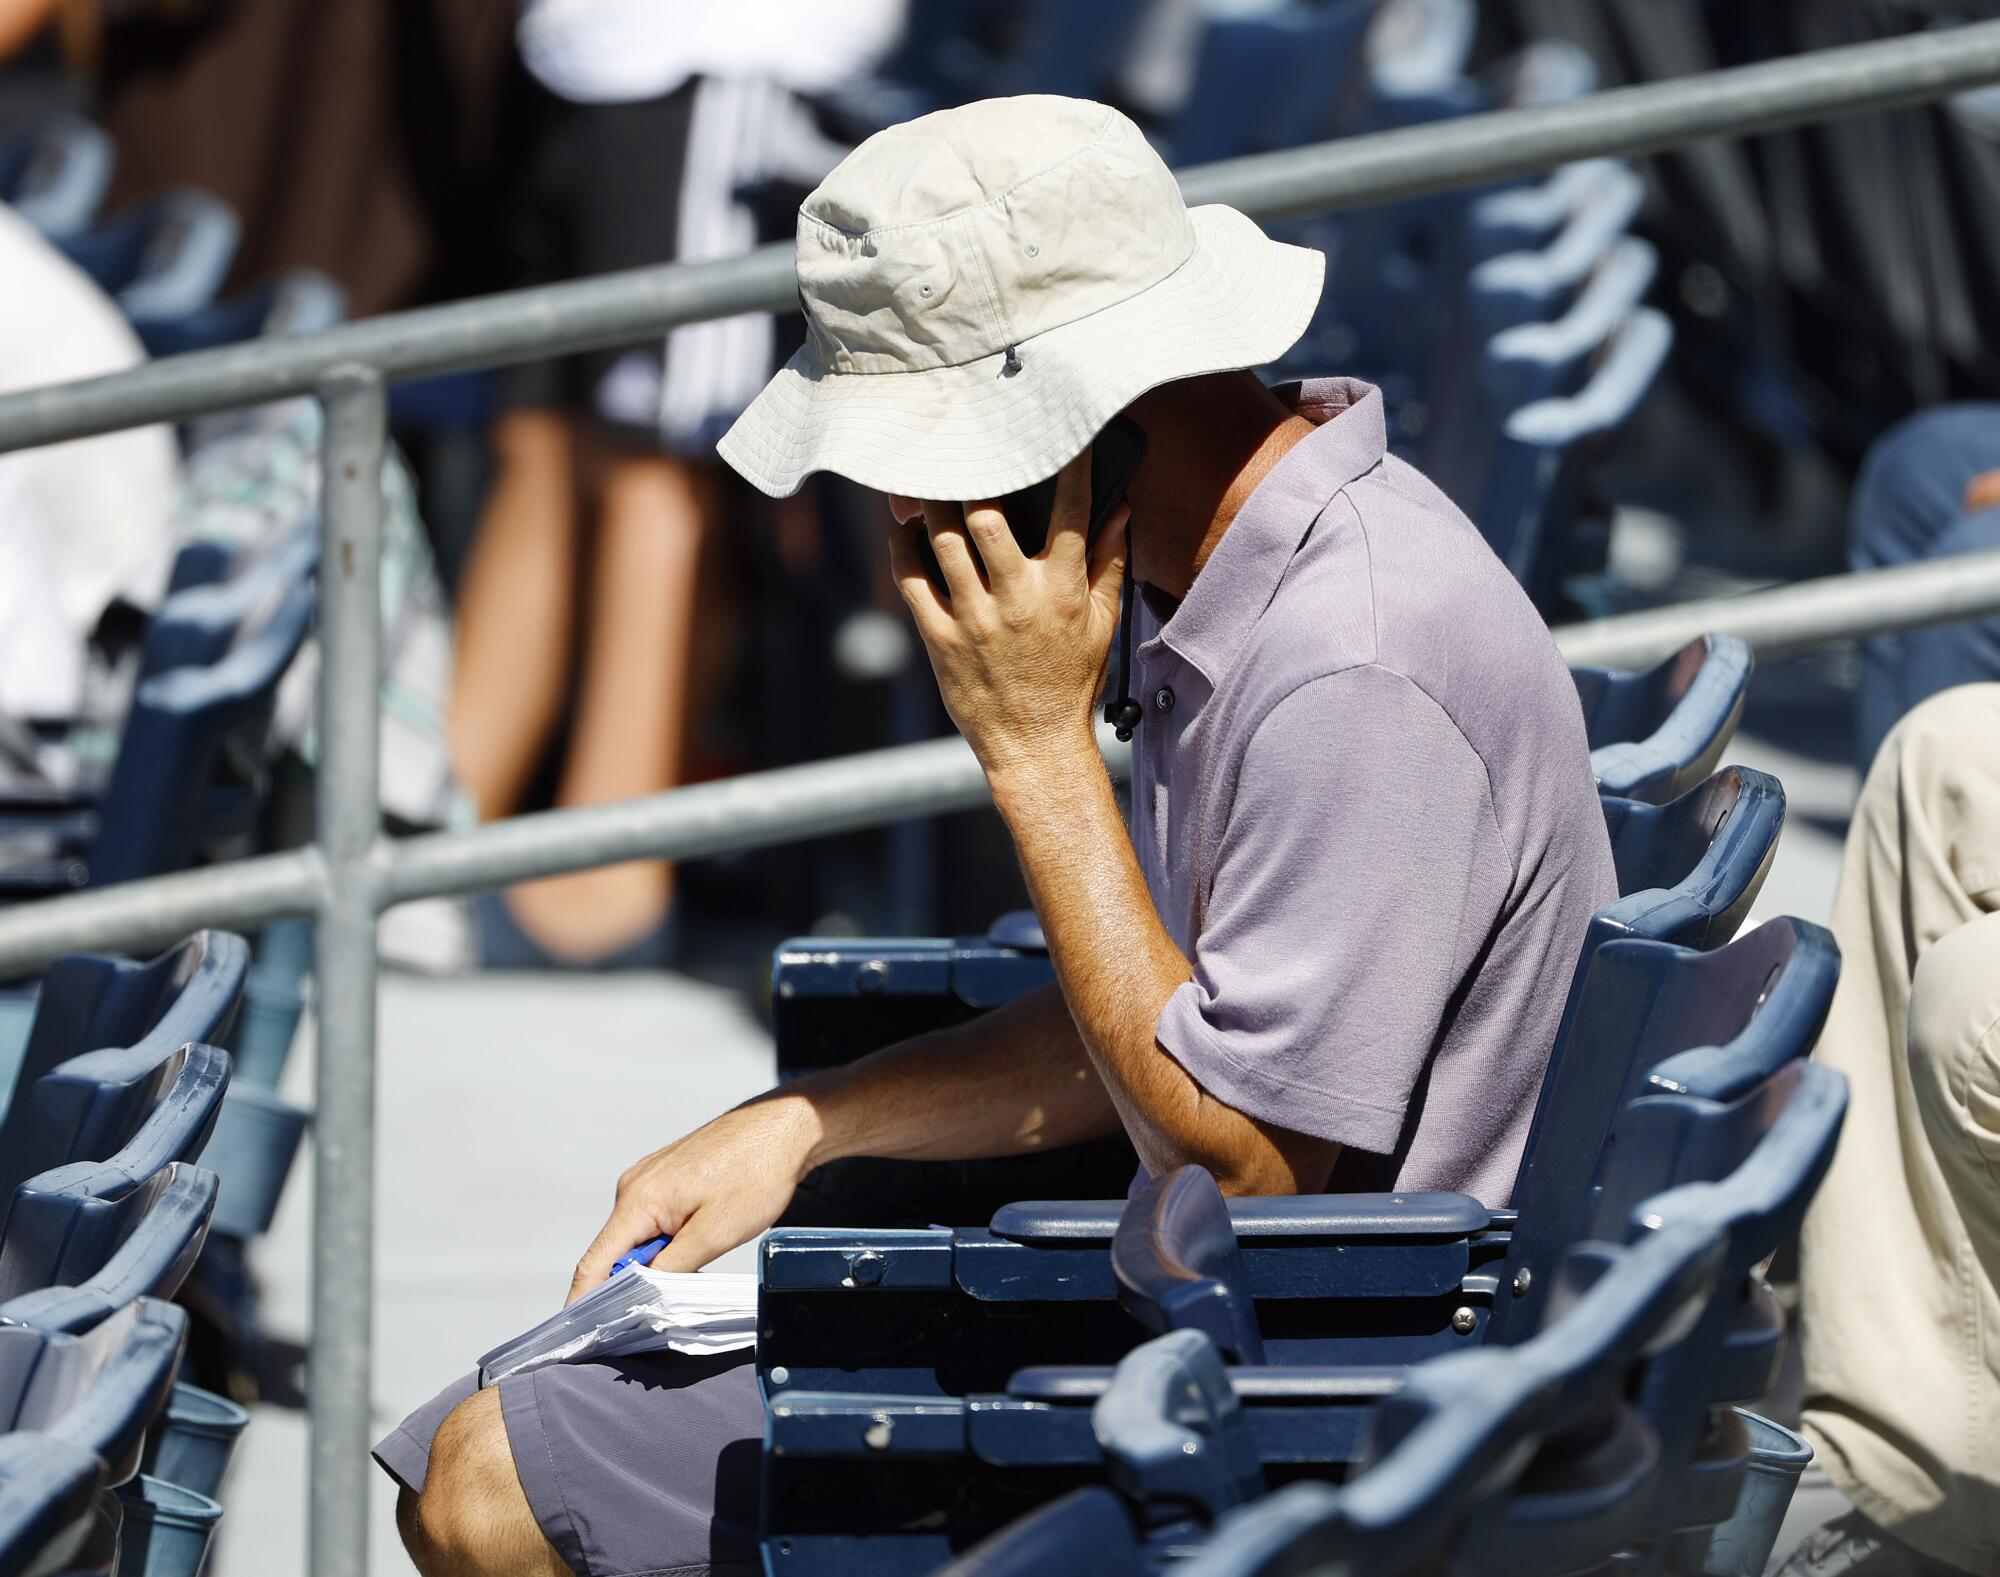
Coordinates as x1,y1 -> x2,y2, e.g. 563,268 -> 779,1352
1102,556 -> 1144,743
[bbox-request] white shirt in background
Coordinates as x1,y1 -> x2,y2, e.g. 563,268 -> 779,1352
0,202 -> 180,718
517,0 -> 907,104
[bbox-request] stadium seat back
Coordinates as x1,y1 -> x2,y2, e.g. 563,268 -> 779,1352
0,115 -> 112,240
135,267 -> 347,359
0,1431 -> 105,1576
1467,164 -> 1647,341
0,1164 -> 218,1334
89,573 -> 314,888
1594,1061 -> 1849,1544
1113,1169 -> 1265,1364
139,521 -> 320,682
1577,635 -> 1754,805
1,1093 -> 226,1301
1478,306 -> 1673,600
1496,916 -> 1834,1344
0,932 -> 247,1208
0,1298 -> 187,1488
1092,1328 -> 1265,1531
1598,766 -> 1783,950
1169,1 -> 1378,165
57,189 -> 238,319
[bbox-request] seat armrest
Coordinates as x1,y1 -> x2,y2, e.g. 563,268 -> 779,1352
992,1191 -> 1494,1245
1007,1364 -> 1408,1405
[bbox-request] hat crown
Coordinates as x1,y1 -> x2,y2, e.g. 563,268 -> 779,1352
795,96 -> 1194,375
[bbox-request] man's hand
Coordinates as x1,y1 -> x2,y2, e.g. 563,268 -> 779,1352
887,451 -> 1129,780
1967,469 -> 2000,514
567,1095 -> 821,1302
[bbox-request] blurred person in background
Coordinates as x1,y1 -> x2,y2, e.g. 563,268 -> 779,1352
0,197 -> 177,756
1848,407 -> 2000,771
1784,684 -> 2000,1577
0,0 -> 516,315
446,0 -> 902,968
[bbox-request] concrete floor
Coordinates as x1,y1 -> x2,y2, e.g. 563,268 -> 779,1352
212,970 -> 775,1575
207,701 -> 1860,1574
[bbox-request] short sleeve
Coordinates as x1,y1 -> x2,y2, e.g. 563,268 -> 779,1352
1154,665 -> 1506,1151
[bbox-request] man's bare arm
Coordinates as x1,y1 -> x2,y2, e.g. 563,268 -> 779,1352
892,457 -> 1339,1196
569,982 -> 1118,1292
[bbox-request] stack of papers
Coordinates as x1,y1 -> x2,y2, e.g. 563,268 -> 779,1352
477,1267 -> 759,1386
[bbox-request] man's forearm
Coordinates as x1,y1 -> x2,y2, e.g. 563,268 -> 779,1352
782,981 -> 1122,1169
989,742 -> 1337,1194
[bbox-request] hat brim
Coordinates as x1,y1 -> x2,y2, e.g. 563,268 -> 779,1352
717,205 -> 1326,500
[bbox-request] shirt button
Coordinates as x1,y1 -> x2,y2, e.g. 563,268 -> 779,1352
1154,686 -> 1176,713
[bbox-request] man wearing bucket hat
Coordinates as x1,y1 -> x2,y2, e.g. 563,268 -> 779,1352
381,96 -> 1616,1577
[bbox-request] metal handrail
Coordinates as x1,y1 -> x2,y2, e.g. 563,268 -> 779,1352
1,20 -> 1999,453
5,25 -> 2000,1577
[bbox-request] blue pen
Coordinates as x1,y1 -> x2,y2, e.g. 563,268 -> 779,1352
608,1235 -> 671,1279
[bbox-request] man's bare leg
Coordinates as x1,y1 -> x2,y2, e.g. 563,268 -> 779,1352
401,1388 -> 569,1577
505,448 -> 714,959
448,408 -> 583,822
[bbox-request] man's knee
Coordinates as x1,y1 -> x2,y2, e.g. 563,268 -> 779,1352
404,1388 -> 565,1577
1852,405 -> 2000,569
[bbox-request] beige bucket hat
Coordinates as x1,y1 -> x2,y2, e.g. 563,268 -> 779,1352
718,95 -> 1325,501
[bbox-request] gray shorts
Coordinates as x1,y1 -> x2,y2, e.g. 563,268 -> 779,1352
372,1350 -> 762,1577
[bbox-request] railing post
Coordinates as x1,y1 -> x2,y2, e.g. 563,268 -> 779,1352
310,366 -> 387,1577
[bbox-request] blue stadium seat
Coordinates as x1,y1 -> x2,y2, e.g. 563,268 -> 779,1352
0,1431 -> 106,1576
1465,165 -> 1647,341
756,906 -> 1827,1401
764,1052 -> 1844,1571
0,1298 -> 187,1487
1475,305 -> 1674,603
1111,1168 -> 1264,1365
0,115 -> 112,241
134,268 -> 347,360
1578,634 -> 1754,805
1121,1221 -> 1722,1577
1424,233 -> 1659,515
136,520 -> 320,687
1466,159 -> 1629,264
1165,1 -> 1379,166
0,929 -> 247,1142
0,1038 -> 227,1241
0,1074 -> 228,1300
1600,766 -> 1775,949
0,572 -> 314,895
55,189 -> 238,323
771,1210 -> 1730,1573
0,1162 -> 217,1333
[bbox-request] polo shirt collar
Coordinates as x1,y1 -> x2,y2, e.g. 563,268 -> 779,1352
1147,377 -> 1388,686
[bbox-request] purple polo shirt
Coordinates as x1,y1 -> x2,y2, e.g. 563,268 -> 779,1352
1129,378 -> 1616,1206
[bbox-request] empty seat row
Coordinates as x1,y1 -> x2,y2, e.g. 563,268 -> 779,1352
763,956 -> 1843,1572
0,929 -> 254,1574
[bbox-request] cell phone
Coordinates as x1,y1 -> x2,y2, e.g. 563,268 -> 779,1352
916,416 -> 1148,591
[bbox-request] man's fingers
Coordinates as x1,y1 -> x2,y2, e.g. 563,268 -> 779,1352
648,1214 -> 731,1275
919,499 -> 987,605
1967,468 -> 2000,513
887,520 -> 950,635
1044,449 -> 1095,567
962,500 -> 1026,589
567,1204 -> 667,1306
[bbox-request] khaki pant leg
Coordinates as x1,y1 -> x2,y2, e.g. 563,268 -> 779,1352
1800,684 -> 2000,1574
